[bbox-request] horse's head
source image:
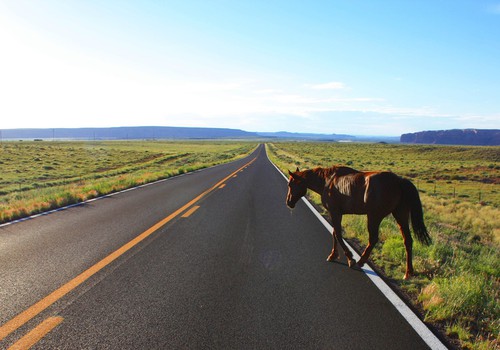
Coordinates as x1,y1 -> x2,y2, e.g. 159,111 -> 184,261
286,167 -> 307,209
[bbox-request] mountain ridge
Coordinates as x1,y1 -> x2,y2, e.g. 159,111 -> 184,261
0,126 -> 258,140
0,126 -> 363,141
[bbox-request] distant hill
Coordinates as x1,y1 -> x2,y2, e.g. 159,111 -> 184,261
1,126 -> 258,140
1,126 -> 402,142
400,129 -> 500,146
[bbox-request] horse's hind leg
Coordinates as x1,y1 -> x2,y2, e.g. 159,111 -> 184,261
357,215 -> 383,268
393,207 -> 414,279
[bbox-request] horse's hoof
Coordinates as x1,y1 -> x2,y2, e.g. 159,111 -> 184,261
326,253 -> 339,262
403,273 -> 412,280
348,259 -> 357,268
357,260 -> 365,268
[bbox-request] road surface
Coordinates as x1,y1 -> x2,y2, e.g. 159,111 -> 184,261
0,144 -> 444,349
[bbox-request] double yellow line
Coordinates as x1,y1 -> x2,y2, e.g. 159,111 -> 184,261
1,156 -> 256,347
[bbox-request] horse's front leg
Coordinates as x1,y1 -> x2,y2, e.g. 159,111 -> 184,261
357,215 -> 383,268
326,235 -> 339,262
328,215 -> 356,268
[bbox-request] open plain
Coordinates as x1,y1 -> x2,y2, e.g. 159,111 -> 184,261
1,140 -> 498,349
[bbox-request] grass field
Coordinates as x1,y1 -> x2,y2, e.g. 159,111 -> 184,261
0,140 -> 257,224
267,142 -> 499,350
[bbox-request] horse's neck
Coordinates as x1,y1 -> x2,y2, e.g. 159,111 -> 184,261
304,168 -> 331,194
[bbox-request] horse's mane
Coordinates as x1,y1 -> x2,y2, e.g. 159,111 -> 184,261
310,165 -> 359,180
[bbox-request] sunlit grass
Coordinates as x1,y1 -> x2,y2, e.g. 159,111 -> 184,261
0,140 -> 257,223
267,142 -> 499,349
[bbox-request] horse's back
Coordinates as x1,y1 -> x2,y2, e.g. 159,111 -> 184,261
324,168 -> 404,215
325,172 -> 368,213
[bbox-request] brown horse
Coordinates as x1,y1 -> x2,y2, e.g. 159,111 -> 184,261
286,166 -> 431,279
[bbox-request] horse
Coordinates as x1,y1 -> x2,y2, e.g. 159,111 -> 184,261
286,166 -> 431,279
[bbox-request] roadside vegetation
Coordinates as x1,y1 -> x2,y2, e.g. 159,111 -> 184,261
267,142 -> 499,350
0,140 -> 257,224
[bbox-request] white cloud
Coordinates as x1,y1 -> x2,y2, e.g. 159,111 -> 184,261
306,81 -> 347,90
324,97 -> 385,103
252,88 -> 282,94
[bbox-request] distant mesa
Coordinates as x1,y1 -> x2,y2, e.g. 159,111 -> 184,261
1,126 -> 362,141
1,126 -> 258,140
400,129 -> 500,146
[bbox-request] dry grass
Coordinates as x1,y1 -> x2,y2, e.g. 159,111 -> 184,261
0,140 -> 257,223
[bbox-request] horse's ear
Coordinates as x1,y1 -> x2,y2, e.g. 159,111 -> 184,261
288,170 -> 303,181
288,170 -> 299,180
296,167 -> 300,172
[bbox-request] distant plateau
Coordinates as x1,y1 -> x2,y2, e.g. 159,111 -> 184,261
2,126 -> 498,145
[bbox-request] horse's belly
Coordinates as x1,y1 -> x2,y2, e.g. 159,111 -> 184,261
340,196 -> 368,214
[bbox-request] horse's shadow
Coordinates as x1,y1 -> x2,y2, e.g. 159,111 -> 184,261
330,260 -> 377,277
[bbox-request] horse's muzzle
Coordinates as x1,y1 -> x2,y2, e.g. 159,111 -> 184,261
286,200 -> 296,209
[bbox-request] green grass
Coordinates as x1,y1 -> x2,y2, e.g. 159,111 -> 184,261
0,140 -> 257,223
267,142 -> 499,350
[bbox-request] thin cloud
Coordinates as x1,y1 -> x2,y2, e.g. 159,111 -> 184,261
306,81 -> 347,90
252,88 -> 282,94
324,97 -> 385,103
487,3 -> 500,14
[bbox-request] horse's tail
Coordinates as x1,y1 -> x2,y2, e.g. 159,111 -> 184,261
401,178 -> 432,245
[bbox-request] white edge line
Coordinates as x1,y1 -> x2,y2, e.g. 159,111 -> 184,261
265,148 -> 447,350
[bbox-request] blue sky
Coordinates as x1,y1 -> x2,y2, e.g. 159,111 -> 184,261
1,0 -> 499,136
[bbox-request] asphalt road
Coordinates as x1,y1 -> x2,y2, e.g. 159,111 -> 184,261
0,144 -> 439,349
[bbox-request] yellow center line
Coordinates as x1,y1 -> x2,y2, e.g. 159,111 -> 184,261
7,316 -> 63,350
0,157 -> 256,342
181,205 -> 200,218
